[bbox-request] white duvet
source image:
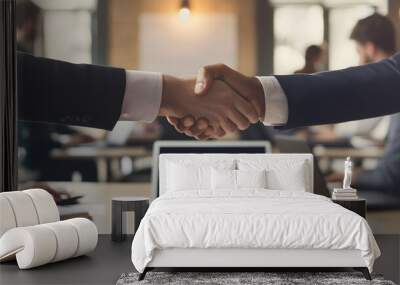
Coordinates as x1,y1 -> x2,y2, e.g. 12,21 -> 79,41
131,190 -> 380,273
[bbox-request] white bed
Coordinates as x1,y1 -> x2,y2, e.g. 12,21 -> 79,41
131,154 -> 380,280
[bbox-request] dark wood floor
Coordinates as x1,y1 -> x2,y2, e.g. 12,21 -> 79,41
0,235 -> 399,285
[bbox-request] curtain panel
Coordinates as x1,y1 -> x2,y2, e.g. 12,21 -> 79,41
0,0 -> 17,192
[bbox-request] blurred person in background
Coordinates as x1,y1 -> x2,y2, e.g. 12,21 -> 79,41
294,45 -> 326,74
16,0 -> 39,53
326,13 -> 400,196
280,44 -> 329,139
312,14 -> 396,145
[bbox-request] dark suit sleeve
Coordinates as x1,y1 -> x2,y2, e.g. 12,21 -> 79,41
275,53 -> 400,129
18,52 -> 126,130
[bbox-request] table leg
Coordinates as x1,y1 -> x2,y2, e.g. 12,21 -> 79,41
110,158 -> 122,181
112,201 -> 125,242
97,158 -> 108,182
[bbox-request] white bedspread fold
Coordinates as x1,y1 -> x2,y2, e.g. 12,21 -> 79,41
131,190 -> 380,273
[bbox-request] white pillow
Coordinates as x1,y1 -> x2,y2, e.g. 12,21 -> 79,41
236,169 -> 267,189
211,168 -> 236,190
238,159 -> 307,191
167,160 -> 235,191
211,169 -> 267,190
267,168 -> 306,191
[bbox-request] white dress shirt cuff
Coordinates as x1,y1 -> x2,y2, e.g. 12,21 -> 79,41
256,76 -> 288,126
120,70 -> 163,122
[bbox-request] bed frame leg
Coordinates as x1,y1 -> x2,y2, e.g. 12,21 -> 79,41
138,268 -> 148,281
354,267 -> 371,280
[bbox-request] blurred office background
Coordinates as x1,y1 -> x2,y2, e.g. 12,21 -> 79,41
17,0 -> 400,235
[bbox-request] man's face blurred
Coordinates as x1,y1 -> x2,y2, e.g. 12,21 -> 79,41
355,42 -> 375,64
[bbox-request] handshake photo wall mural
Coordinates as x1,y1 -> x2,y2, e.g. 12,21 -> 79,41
3,2 -> 400,284
17,50 -> 400,142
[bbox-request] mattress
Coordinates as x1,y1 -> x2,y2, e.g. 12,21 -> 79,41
131,190 -> 380,273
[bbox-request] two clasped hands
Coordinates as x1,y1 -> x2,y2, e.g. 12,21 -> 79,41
160,64 -> 265,140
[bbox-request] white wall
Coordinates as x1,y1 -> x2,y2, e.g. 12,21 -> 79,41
139,13 -> 238,76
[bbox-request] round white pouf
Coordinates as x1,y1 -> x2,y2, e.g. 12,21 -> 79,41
43,221 -> 79,262
0,225 -> 57,269
66,218 -> 98,257
23,189 -> 59,224
0,196 -> 17,237
1,192 -> 39,227
0,219 -> 98,269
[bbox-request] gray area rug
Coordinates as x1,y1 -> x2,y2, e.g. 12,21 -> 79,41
117,272 -> 396,285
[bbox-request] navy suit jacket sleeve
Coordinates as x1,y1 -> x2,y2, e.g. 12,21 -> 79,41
275,53 -> 400,129
18,52 -> 126,130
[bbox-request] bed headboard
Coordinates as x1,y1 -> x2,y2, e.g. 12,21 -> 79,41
156,153 -> 314,198
151,141 -> 271,199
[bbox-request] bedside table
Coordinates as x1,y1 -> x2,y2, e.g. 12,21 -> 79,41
332,198 -> 366,218
112,197 -> 149,242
